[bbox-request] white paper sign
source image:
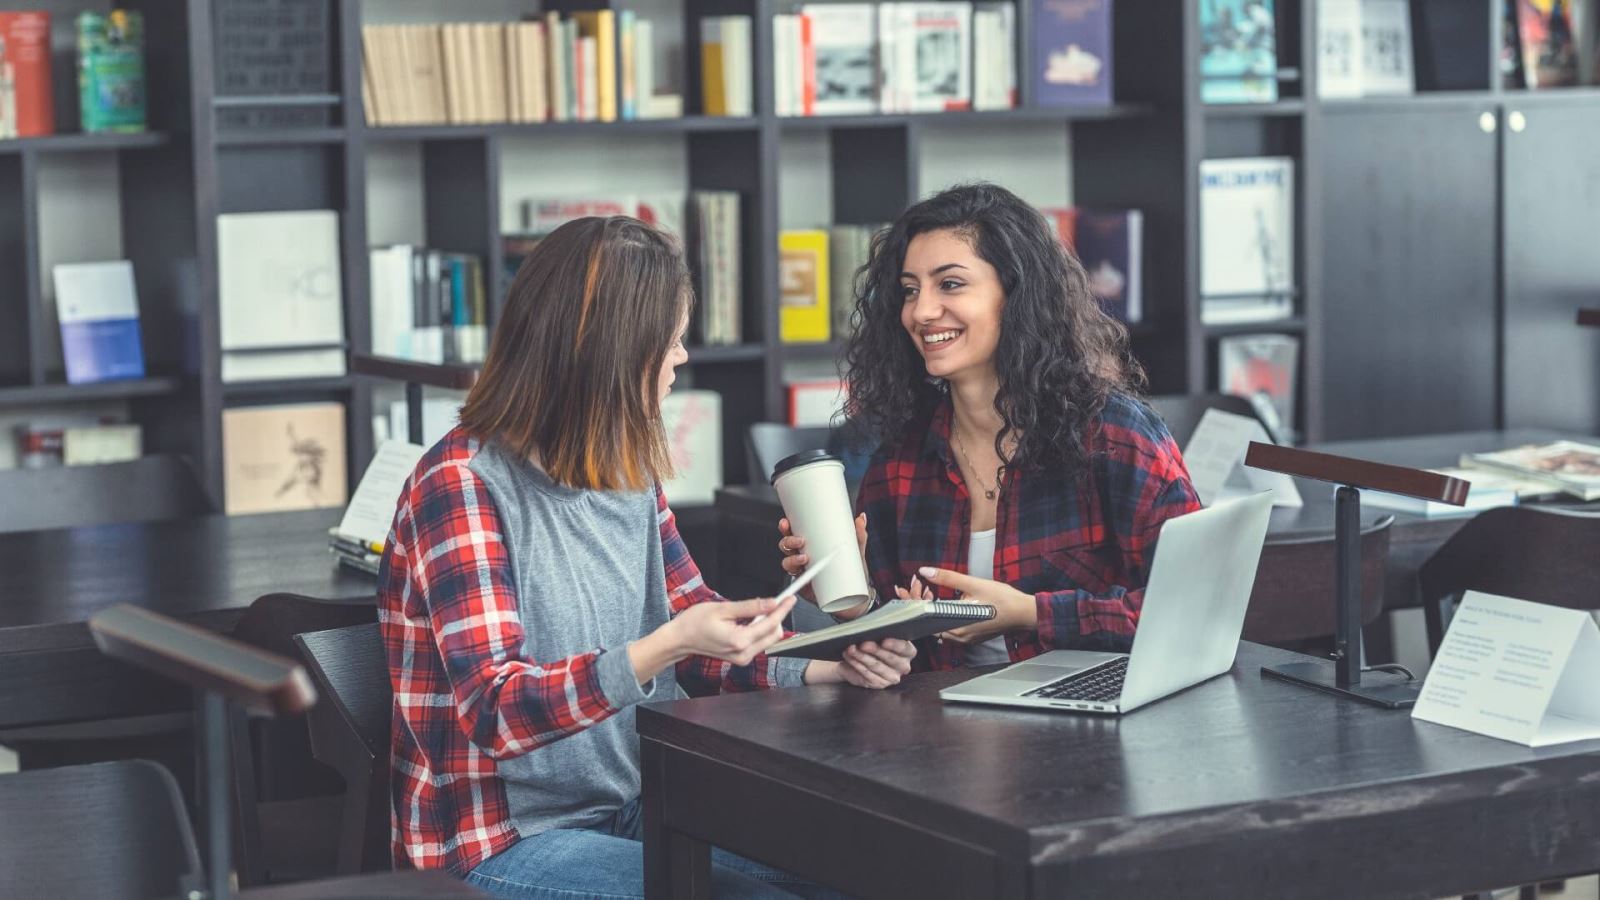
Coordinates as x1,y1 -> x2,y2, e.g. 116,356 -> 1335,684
337,440 -> 427,548
1182,409 -> 1303,508
1412,591 -> 1600,747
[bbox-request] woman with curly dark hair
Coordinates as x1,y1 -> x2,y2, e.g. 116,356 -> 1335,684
779,182 -> 1201,669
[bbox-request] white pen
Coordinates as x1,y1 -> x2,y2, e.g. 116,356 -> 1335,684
749,548 -> 838,624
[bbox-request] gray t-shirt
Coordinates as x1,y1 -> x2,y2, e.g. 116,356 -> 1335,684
467,440 -> 805,838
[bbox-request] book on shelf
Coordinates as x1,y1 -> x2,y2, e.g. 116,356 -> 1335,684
1460,441 -> 1600,501
63,423 -> 141,466
690,190 -> 743,346
217,210 -> 346,382
972,1 -> 1018,110
14,415 -> 131,469
1200,156 -> 1294,310
829,224 -> 879,339
214,0 -> 332,130
53,260 -> 146,385
701,16 -> 753,117
788,380 -> 848,427
1358,0 -> 1415,96
77,10 -> 146,134
361,16 -> 674,127
660,389 -> 722,506
1033,0 -> 1112,107
780,230 -> 831,344
1364,466 -> 1526,518
1317,0 -> 1364,99
1518,0 -> 1581,88
0,12 -> 53,138
1200,0 -> 1279,103
379,397 -> 461,449
1217,333 -> 1298,445
328,438 -> 425,575
370,245 -> 488,366
767,599 -> 997,660
906,2 -> 973,113
222,402 -> 348,516
1036,206 -> 1143,325
801,4 -> 875,115
1068,209 -> 1143,325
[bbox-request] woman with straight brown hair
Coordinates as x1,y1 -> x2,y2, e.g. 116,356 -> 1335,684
378,215 -> 910,898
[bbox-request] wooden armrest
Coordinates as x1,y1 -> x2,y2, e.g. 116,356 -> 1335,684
89,605 -> 316,717
349,353 -> 480,390
1244,442 -> 1468,505
1579,308 -> 1600,328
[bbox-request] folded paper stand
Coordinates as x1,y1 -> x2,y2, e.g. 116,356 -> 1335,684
1244,443 -> 1469,709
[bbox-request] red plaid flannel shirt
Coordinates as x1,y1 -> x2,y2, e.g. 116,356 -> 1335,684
378,428 -> 791,875
858,393 -> 1201,670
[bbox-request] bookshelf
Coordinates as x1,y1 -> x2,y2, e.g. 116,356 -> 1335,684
4,0 -> 1597,504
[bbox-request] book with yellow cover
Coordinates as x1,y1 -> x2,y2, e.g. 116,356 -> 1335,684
779,230 -> 831,343
701,18 -> 727,115
573,10 -> 617,121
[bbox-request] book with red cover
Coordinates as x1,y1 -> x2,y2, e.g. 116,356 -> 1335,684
0,12 -> 55,137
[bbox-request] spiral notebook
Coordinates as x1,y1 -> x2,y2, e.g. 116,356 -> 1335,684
767,599 -> 996,661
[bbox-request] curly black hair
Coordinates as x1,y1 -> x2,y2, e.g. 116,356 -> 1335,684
842,182 -> 1144,476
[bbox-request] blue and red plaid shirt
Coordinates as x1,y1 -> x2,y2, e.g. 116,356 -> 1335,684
378,428 -> 794,875
859,393 -> 1201,670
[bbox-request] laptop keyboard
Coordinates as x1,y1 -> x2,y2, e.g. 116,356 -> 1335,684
1023,657 -> 1128,703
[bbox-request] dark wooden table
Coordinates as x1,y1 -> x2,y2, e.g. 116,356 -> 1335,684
715,428 -> 1593,606
639,642 -> 1600,899
0,509 -> 374,729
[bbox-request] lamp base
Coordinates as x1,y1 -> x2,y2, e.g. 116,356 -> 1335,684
1261,661 -> 1421,709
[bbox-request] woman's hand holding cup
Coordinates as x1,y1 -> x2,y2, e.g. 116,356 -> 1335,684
778,513 -> 869,600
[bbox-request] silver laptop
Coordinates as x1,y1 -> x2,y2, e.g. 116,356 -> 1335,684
939,491 -> 1273,715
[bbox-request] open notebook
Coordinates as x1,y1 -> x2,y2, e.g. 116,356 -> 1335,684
329,439 -> 425,574
767,600 -> 996,661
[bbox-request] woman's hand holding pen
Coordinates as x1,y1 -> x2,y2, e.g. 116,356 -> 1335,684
631,596 -> 796,684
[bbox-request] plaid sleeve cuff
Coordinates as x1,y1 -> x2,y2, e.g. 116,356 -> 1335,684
597,643 -> 657,709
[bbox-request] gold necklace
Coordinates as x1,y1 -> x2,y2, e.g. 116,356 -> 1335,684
952,429 -> 1003,501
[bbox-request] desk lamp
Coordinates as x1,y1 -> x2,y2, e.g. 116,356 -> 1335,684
1245,443 -> 1468,709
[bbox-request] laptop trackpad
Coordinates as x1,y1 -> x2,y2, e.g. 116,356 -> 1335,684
987,663 -> 1083,682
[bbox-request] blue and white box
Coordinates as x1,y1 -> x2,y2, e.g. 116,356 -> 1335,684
54,260 -> 146,384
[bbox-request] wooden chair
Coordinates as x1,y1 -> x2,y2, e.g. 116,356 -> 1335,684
0,452 -> 211,533
294,623 -> 394,875
228,594 -> 379,886
0,759 -> 203,900
1242,517 -> 1394,652
1419,506 -> 1600,657
1145,392 -> 1273,446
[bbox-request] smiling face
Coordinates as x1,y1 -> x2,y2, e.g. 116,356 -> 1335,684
898,228 -> 1005,384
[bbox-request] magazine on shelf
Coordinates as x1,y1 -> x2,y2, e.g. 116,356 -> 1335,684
1199,0 -> 1279,103
1200,157 -> 1295,300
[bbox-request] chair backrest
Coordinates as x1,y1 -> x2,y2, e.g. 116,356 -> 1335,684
1145,393 -> 1271,447
0,760 -> 203,900
1241,516 -> 1393,646
0,453 -> 212,534
746,423 -> 832,484
1419,506 -> 1600,653
295,623 -> 392,874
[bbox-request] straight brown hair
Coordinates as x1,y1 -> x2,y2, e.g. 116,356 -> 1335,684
458,216 -> 691,491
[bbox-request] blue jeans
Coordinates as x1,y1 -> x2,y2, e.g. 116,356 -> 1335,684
463,798 -> 847,899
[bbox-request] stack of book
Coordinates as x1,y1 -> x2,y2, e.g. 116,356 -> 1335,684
369,245 -> 490,366
360,14 -> 681,126
772,2 -> 1016,117
328,440 -> 425,574
14,419 -> 141,468
1460,441 -> 1600,501
501,192 -> 741,347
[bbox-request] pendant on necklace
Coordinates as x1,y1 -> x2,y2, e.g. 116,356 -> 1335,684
984,489 -> 996,500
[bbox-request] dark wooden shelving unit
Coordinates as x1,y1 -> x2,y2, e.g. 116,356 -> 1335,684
12,0 -> 1592,507
1203,317 -> 1308,338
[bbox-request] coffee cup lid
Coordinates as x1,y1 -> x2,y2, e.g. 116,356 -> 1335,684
770,449 -> 839,485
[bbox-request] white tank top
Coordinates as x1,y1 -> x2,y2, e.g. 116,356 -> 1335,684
963,529 -> 1011,666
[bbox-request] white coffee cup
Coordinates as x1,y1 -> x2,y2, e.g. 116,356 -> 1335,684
772,450 -> 871,614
